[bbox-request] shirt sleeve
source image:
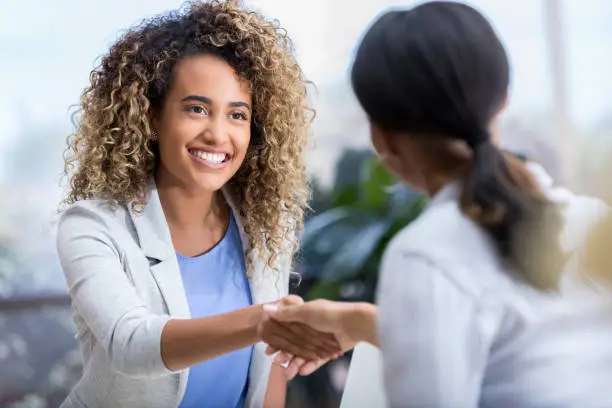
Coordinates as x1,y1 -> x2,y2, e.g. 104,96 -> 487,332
57,203 -> 175,378
376,249 -> 497,408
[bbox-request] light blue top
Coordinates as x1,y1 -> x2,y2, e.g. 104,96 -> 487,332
177,211 -> 253,408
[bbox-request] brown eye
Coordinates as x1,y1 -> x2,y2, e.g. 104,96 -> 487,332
229,112 -> 248,121
186,105 -> 208,115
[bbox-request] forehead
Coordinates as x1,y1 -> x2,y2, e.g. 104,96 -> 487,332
170,54 -> 252,101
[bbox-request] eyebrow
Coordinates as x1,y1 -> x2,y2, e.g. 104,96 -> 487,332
181,95 -> 251,110
181,95 -> 212,104
228,101 -> 251,110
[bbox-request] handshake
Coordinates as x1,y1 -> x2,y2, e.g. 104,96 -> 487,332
257,295 -> 378,380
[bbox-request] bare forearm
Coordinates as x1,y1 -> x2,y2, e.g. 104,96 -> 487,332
345,302 -> 379,347
264,364 -> 287,408
161,304 -> 263,371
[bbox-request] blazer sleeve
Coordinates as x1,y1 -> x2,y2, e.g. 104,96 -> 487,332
376,250 -> 502,408
56,203 -> 176,378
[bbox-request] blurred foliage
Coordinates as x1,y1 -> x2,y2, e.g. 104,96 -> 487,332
294,150 -> 426,304
288,149 -> 425,408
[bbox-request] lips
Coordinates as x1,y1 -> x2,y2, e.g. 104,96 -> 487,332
188,148 -> 228,164
187,147 -> 232,170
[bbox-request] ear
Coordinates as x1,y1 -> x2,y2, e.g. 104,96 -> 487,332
370,123 -> 405,178
370,123 -> 397,158
499,89 -> 509,114
490,90 -> 509,145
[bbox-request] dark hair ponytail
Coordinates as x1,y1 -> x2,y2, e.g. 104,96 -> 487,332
351,1 -> 566,290
462,138 -> 565,290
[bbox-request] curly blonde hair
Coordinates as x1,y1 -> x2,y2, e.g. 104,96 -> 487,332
63,0 -> 311,273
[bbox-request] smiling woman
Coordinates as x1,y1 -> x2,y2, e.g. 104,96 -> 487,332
57,1 -> 340,408
154,55 -> 254,196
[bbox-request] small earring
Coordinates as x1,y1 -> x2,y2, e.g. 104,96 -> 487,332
151,129 -> 158,141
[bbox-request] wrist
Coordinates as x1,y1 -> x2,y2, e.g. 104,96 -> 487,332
343,302 -> 378,346
250,304 -> 266,343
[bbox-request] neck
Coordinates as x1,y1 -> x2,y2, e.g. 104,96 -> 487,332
422,172 -> 459,197
413,152 -> 466,198
404,136 -> 471,197
155,168 -> 224,229
489,117 -> 502,146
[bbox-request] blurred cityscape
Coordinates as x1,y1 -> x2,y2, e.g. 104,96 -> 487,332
1,0 -> 611,407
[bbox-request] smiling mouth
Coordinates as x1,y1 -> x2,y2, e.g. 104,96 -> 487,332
188,148 -> 230,165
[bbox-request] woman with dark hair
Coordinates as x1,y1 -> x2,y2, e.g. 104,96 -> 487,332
350,1 -> 567,289
261,2 -> 612,407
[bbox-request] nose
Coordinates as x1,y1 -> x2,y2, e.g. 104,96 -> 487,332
201,112 -> 227,145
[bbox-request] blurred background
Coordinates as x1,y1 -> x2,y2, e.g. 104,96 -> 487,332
0,0 -> 610,407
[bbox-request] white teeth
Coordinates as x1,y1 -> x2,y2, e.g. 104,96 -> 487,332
190,150 -> 226,163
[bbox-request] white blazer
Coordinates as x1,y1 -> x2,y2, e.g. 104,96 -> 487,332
56,182 -> 291,408
342,162 -> 612,408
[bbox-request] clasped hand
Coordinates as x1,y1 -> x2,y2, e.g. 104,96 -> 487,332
258,296 -> 364,379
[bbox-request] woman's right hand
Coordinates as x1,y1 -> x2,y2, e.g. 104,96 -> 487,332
258,296 -> 342,362
266,299 -> 377,350
260,299 -> 379,377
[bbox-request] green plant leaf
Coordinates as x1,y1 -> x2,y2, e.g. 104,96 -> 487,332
331,184 -> 360,208
305,281 -> 343,301
299,158 -> 426,298
299,212 -> 376,280
319,218 -> 394,284
360,156 -> 396,212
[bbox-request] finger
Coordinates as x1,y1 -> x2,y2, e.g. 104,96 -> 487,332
281,321 -> 338,346
300,359 -> 328,376
263,332 -> 320,361
265,320 -> 329,358
283,323 -> 340,355
262,318 -> 339,359
285,356 -> 305,380
284,363 -> 299,380
293,323 -> 340,349
266,345 -> 278,356
263,304 -> 305,324
262,320 -> 321,358
279,295 -> 304,306
273,351 -> 293,365
269,322 -> 318,353
280,322 -> 342,359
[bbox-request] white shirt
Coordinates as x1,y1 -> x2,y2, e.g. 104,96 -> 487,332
376,163 -> 612,408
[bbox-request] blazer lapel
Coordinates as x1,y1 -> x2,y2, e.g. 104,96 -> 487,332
220,187 -> 282,304
222,187 -> 291,407
129,181 -> 190,319
221,186 -> 263,302
222,188 -> 269,408
221,186 -> 250,252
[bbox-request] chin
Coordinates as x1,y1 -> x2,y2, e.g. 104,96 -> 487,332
193,178 -> 229,193
188,170 -> 233,192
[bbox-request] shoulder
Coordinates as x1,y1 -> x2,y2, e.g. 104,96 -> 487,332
388,200 -> 500,268
58,199 -> 130,233
381,201 -> 512,299
526,161 -> 609,250
57,200 -> 132,254
551,186 -> 608,252
376,215 -> 523,345
60,199 -> 128,220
